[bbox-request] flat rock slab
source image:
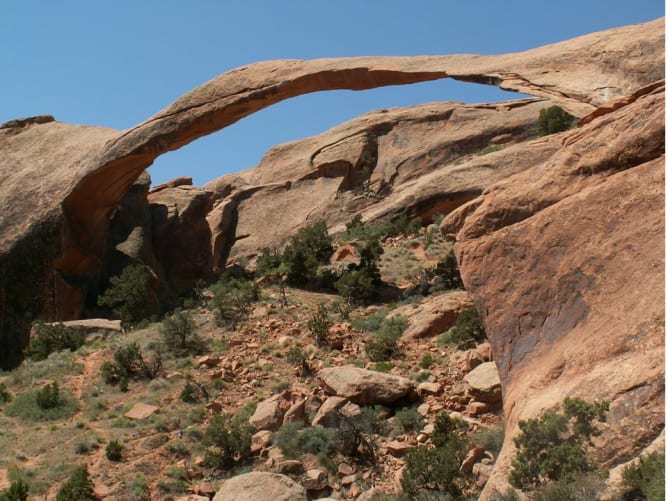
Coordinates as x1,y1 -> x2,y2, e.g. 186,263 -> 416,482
319,366 -> 414,405
212,472 -> 307,501
463,362 -> 502,403
124,402 -> 159,420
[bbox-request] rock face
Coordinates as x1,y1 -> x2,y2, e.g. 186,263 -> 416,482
442,79 -> 665,497
212,472 -> 307,501
0,18 -> 662,369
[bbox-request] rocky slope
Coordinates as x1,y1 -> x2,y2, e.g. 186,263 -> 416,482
0,15 -> 664,500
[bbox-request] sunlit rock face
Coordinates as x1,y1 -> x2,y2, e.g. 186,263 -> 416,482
442,81 -> 664,498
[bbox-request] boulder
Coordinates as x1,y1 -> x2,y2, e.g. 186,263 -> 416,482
249,394 -> 288,431
463,362 -> 502,404
311,396 -> 350,427
303,469 -> 328,491
319,367 -> 414,405
390,291 -> 473,339
212,472 -> 307,501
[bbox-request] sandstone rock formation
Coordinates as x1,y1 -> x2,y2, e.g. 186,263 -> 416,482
442,79 -> 665,498
212,471 -> 307,501
0,18 -> 662,369
319,366 -> 415,405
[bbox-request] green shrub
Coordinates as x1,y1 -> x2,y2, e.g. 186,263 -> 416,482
335,267 -> 378,305
180,380 -> 206,403
509,397 -> 609,490
443,306 -> 486,349
0,479 -> 29,501
56,465 -> 99,501
308,303 -> 332,347
470,421 -> 505,457
105,439 -> 123,462
343,214 -> 367,241
203,412 -> 254,469
533,472 -> 606,501
5,384 -> 78,421
286,347 -> 307,366
537,106 -> 575,136
97,264 -> 155,329
365,315 -> 407,362
100,342 -> 162,389
128,474 -> 150,501
281,221 -> 333,287
160,309 -> 203,353
254,247 -> 284,276
620,452 -> 664,501
25,323 -> 85,361
431,248 -> 463,291
210,275 -> 259,327
399,411 -> 468,498
392,407 -> 424,435
36,382 -> 62,410
0,383 -> 12,404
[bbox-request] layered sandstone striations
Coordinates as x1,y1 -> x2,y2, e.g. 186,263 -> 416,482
442,82 -> 665,498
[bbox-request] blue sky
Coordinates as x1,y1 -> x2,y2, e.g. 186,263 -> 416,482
2,1 -> 664,186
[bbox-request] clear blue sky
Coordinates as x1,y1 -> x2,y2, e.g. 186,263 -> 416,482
2,1 -> 663,187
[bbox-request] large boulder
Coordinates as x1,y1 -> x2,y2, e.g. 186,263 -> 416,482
212,472 -> 307,501
390,290 -> 473,339
442,79 -> 665,498
464,362 -> 502,403
319,366 -> 414,405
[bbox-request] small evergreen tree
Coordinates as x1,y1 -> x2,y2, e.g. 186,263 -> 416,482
509,397 -> 609,490
160,309 -> 203,353
25,323 -> 85,361
97,264 -> 155,329
0,479 -> 29,501
36,382 -> 62,410
210,276 -> 259,327
56,465 -> 99,501
537,106 -> 575,135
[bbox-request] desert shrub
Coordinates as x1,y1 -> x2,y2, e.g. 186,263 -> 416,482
419,353 -> 436,369
281,221 -> 334,287
343,214 -> 367,241
400,413 -> 467,499
35,382 -> 62,410
509,397 -> 609,490
392,407 -> 424,435
56,465 -> 99,501
308,303 -> 332,347
442,306 -> 486,349
100,343 -> 163,389
286,347 -> 307,366
164,439 -> 190,458
351,307 -> 390,332
97,264 -> 155,329
25,322 -> 85,361
203,412 -> 254,469
160,309 -> 203,353
180,380 -> 207,403
365,315 -> 407,362
105,439 -> 123,462
533,472 -> 606,501
470,421 -> 505,457
210,275 -> 259,327
537,106 -> 575,136
5,384 -> 78,421
335,267 -> 378,305
0,479 -> 29,501
358,405 -> 390,436
620,452 -> 664,501
254,247 -> 283,276
0,383 -> 12,404
128,474 -> 150,501
431,248 -> 463,291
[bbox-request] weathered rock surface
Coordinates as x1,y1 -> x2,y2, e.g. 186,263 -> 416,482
212,472 -> 307,501
0,18 -> 662,368
442,79 -> 665,498
319,366 -> 414,405
464,362 -> 502,403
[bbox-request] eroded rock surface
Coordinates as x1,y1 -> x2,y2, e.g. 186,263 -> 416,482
319,366 -> 415,405
212,472 -> 307,501
442,81 -> 665,498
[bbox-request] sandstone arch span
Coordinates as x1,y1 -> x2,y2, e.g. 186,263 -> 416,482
0,17 -> 663,369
